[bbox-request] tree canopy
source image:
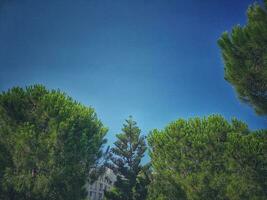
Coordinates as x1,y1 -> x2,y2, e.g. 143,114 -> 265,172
148,115 -> 267,200
218,0 -> 267,115
0,85 -> 107,200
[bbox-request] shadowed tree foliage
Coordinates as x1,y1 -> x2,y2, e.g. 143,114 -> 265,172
104,117 -> 149,200
148,115 -> 267,200
218,0 -> 267,115
0,85 -> 107,200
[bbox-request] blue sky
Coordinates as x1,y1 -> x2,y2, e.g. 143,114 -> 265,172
0,0 -> 266,147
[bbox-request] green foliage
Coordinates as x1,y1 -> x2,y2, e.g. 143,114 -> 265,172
133,163 -> 152,200
104,117 -> 149,200
218,0 -> 267,115
147,172 -> 186,200
148,115 -> 267,200
0,85 -> 107,200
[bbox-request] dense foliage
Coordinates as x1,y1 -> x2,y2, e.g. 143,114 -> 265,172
148,115 -> 267,200
104,117 -> 149,200
218,0 -> 267,115
0,85 -> 107,200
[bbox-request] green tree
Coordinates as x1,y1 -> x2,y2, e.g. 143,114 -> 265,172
104,117 -> 148,200
133,163 -> 152,200
218,0 -> 267,115
148,115 -> 267,200
0,85 -> 107,200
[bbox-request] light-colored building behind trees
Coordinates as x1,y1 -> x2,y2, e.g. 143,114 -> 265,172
86,168 -> 116,200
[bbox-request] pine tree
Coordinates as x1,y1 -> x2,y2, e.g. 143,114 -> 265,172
218,0 -> 267,115
0,85 -> 107,200
148,115 -> 267,200
104,116 -> 148,200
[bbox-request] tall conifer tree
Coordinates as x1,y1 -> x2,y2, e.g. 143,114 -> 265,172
105,117 -> 148,200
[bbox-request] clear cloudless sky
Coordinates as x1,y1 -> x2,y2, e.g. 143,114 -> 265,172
0,0 -> 266,149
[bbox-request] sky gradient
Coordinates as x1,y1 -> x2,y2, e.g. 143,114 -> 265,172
0,0 -> 266,147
